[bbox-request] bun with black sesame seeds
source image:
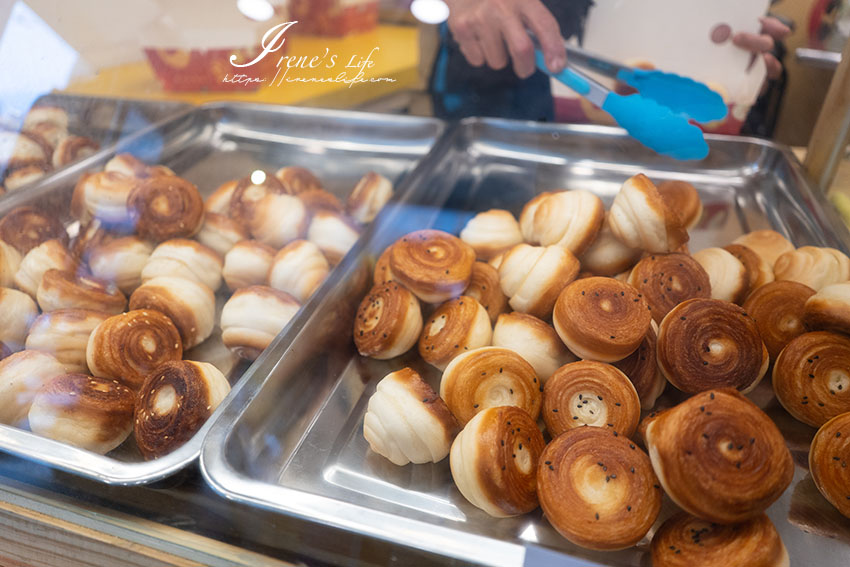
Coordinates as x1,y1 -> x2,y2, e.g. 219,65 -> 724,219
389,230 -> 475,304
627,252 -> 711,324
353,281 -> 422,360
462,262 -> 507,324
809,411 -> 850,519
612,320 -> 667,409
418,296 -> 491,371
742,280 -> 815,361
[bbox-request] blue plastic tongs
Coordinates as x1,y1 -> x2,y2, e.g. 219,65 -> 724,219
533,42 -> 728,161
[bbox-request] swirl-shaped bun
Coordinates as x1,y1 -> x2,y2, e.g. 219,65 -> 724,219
0,240 -> 21,288
772,332 -> 850,427
651,512 -> 788,567
222,240 -> 275,291
657,180 -> 703,230
732,230 -> 795,269
542,360 -> 641,438
692,247 -> 749,304
86,309 -> 182,391
773,246 -> 845,291
802,282 -> 850,335
134,360 -> 231,459
227,172 -> 285,227
25,309 -> 109,373
220,286 -> 300,360
553,277 -> 651,363
4,163 -> 48,191
36,269 -> 126,314
389,230 -> 476,304
141,239 -> 223,292
628,253 -> 711,323
307,211 -> 360,265
459,209 -> 524,260
657,299 -> 768,394
129,276 -> 215,348
347,171 -> 393,224
195,212 -> 248,257
71,171 -> 135,228
518,192 -> 554,242
609,174 -> 689,253
0,350 -> 66,425
810,412 -> 850,519
87,236 -> 153,295
0,206 -> 66,255
463,262 -> 507,324
247,193 -> 309,248
612,321 -> 666,410
743,281 -> 815,360
274,166 -> 323,194
645,389 -> 793,523
363,368 -> 460,466
205,180 -> 237,215
524,191 -> 604,255
0,287 -> 38,350
450,406 -> 544,517
296,189 -> 343,214
267,240 -> 330,303
24,106 -> 68,131
127,175 -> 205,242
440,347 -> 541,425
498,244 -> 580,318
353,282 -> 422,360
103,153 -> 160,179
53,136 -> 99,167
724,244 -> 774,297
373,246 -> 394,285
14,239 -> 76,297
492,312 -> 576,384
418,296 -> 492,370
537,427 -> 661,550
579,215 -> 641,276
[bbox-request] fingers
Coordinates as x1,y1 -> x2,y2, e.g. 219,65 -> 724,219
448,14 -> 485,67
500,12 -> 536,78
759,16 -> 792,41
732,32 -> 774,54
521,0 -> 566,72
764,53 -> 783,80
476,17 -> 510,70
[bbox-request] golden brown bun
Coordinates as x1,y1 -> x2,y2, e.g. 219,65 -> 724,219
491,312 -> 576,384
0,287 -> 38,351
204,180 -> 238,215
363,368 -> 459,466
418,296 -> 492,370
220,286 -> 300,360
353,282 -> 422,360
542,360 -> 640,438
628,252 -> 711,323
774,246 -> 846,291
4,162 -> 48,190
553,277 -> 651,363
347,171 -> 393,224
0,350 -> 66,426
537,427 -> 661,550
134,360 -> 230,459
463,262 -> 507,324
36,269 -> 126,314
579,214 -> 641,276
25,309 -> 109,373
24,106 -> 68,131
651,512 -> 788,567
227,172 -> 285,227
373,245 -> 394,285
248,192 -> 309,248
15,239 -> 77,298
307,210 -> 360,265
802,281 -> 850,334
141,238 -> 223,292
724,243 -> 774,296
274,166 -> 323,194
656,180 -> 703,231
129,276 -> 215,348
772,331 -> 850,427
523,191 -> 605,255
104,154 -> 165,180
0,240 -> 21,289
25,121 -> 66,149
809,412 -> 850,519
195,212 -> 248,257
52,136 -> 98,168
645,389 -> 793,523
498,244 -> 580,319
297,189 -> 344,215
692,247 -> 749,304
389,230 -> 475,304
609,174 -> 689,253
222,240 -> 276,291
518,191 -> 555,242
459,209 -> 524,261
450,405 -> 544,517
440,347 -> 541,425
743,280 -> 815,360
732,230 -> 795,269
612,321 -> 666,409
0,206 -> 66,255
127,175 -> 204,242
267,239 -> 330,303
87,236 -> 153,295
657,298 -> 768,394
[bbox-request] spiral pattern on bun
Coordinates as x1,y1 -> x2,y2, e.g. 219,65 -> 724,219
267,240 -> 330,303
195,213 -> 248,257
205,180 -> 237,215
579,215 -> 641,277
129,276 -> 215,348
524,191 -> 605,255
127,175 -> 204,242
809,412 -> 850,519
0,240 -> 21,288
71,171 -> 135,228
25,309 -> 109,373
14,239 -> 76,298
141,239 -> 223,292
743,280 -> 815,360
222,240 -> 275,291
0,350 -> 66,426
307,210 -> 360,265
373,246 -> 394,285
463,262 -> 507,324
0,206 -> 66,255
419,296 -> 492,370
87,236 -> 153,295
723,243 -> 774,297
459,209 -> 525,261
389,230 -> 475,304
692,247 -> 749,304
608,174 -> 689,253
0,287 -> 38,351
247,193 -> 309,248
347,171 -> 393,224
227,172 -> 285,227
612,321 -> 666,410
274,166 -> 323,194
657,180 -> 703,231
498,244 -> 580,319
491,312 -> 576,384
36,269 -> 126,314
628,253 -> 711,323
220,286 -> 300,360
773,246 -> 845,291
353,282 -> 422,360
802,282 -> 850,335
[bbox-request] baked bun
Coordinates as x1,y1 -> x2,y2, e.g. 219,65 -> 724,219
373,246 -> 393,285
542,360 -> 641,438
651,512 -> 788,567
418,296 -> 492,370
222,240 -> 276,291
723,243 -> 774,296
141,239 -> 223,292
70,219 -> 115,263
134,360 -> 231,459
459,209 -> 524,260
4,163 -> 48,190
645,389 -> 793,523
450,405 -> 544,517
129,276 -> 215,348
692,247 -> 749,304
26,120 -> 67,149
491,312 -> 576,383
227,172 -> 285,227
774,246 -> 845,291
307,210 -> 360,265
220,286 -> 300,360
347,171 -> 393,224
518,192 -> 555,242
463,262 -> 508,324
0,287 -> 38,350
25,309 -> 109,373
627,252 -> 711,323
0,240 -> 21,288
274,166 -> 323,194
609,174 -> 689,253
732,230 -> 795,269
579,215 -> 641,276
742,281 -> 815,360
247,193 -> 309,248
498,244 -> 580,318
802,282 -> 850,334
53,136 -> 98,168
127,175 -> 205,242
612,321 -> 666,409
523,191 -> 604,255
71,171 -> 134,228
0,350 -> 66,426
809,412 -> 850,519
296,189 -> 344,214
440,347 -> 541,425
36,269 -> 126,314
389,230 -> 475,304
656,180 -> 703,230
537,427 -> 661,550
363,367 -> 460,465
553,277 -> 651,363
87,236 -> 153,295
86,309 -> 183,391
267,239 -> 330,302
772,331 -> 850,427
24,106 -> 68,131
657,299 -> 768,394
14,239 -> 76,297
195,212 -> 248,257
0,206 -> 66,255
103,153 -> 171,180
205,180 -> 237,215
825,247 -> 850,281
8,131 -> 49,166
353,282 -> 422,360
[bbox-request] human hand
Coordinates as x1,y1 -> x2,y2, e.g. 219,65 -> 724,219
733,16 -> 792,80
444,0 -> 566,79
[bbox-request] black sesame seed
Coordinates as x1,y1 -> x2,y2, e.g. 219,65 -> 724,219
627,505 -> 632,511
630,467 -> 635,473
553,408 -> 559,413
473,404 -> 479,408
595,513 -> 599,520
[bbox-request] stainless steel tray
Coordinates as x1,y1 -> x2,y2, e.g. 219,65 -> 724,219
201,118 -> 850,567
0,102 -> 444,485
